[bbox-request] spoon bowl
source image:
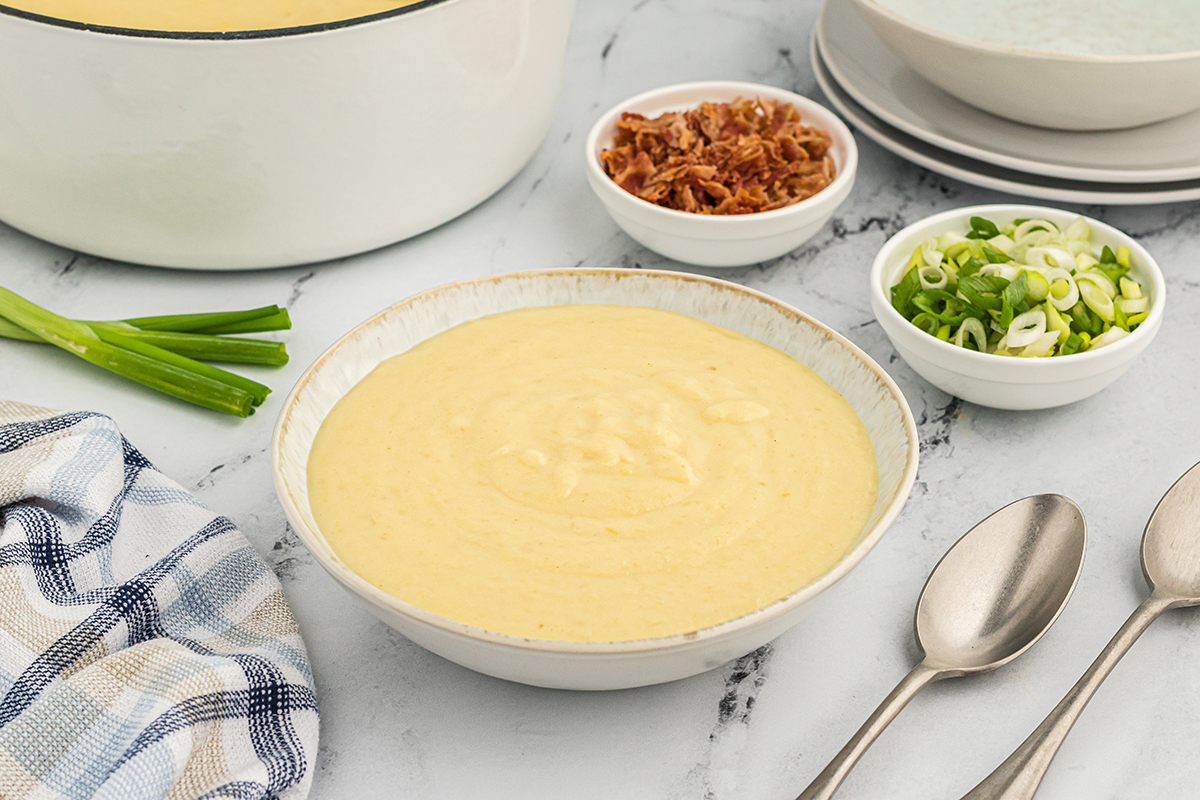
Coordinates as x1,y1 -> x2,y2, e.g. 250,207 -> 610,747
1142,461 -> 1200,604
918,495 -> 1088,673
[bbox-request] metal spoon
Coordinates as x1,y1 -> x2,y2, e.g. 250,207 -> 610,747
796,495 -> 1087,800
961,460 -> 1200,800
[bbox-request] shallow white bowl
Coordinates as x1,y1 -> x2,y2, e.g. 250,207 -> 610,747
584,82 -> 857,268
273,268 -> 918,690
871,205 -> 1165,410
0,0 -> 573,269
851,0 -> 1200,131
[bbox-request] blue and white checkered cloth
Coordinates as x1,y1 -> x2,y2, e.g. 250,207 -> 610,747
0,401 -> 318,799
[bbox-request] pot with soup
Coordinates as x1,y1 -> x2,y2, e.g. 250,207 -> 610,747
0,0 -> 574,268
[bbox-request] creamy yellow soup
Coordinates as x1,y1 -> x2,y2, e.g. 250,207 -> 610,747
307,304 -> 879,641
10,0 -> 421,32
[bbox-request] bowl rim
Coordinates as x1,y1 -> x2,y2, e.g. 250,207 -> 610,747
870,203 -> 1167,368
852,0 -> 1200,64
271,267 -> 919,655
0,0 -> 451,40
584,80 -> 859,226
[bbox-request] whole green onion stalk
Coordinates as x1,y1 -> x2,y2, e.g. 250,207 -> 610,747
0,287 -> 290,417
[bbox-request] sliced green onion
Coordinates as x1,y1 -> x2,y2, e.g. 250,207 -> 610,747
982,242 -> 1012,263
1091,327 -> 1130,349
936,231 -> 969,251
987,234 -> 1015,254
1014,219 -> 1059,240
1007,309 -> 1047,348
889,214 -> 1149,358
1025,246 -> 1076,271
957,275 -> 1007,312
981,263 -> 1021,281
1080,282 -> 1116,322
1064,216 -> 1092,242
953,317 -> 988,351
1002,271 -> 1030,309
1112,301 -> 1130,331
913,290 -> 965,323
970,216 -> 1001,238
891,265 -> 922,317
1059,333 -> 1084,356
1044,269 -> 1079,311
918,266 -> 948,290
1115,296 -> 1148,315
1020,330 -> 1060,358
910,312 -> 940,335
921,237 -> 944,268
1075,270 -> 1118,298
1070,300 -> 1103,335
1025,271 -> 1051,302
1043,302 -> 1071,344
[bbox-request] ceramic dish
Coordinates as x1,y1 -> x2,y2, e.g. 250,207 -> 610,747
584,81 -> 856,268
0,0 -> 574,270
819,0 -> 1200,184
810,39 -> 1200,206
272,268 -> 919,690
850,0 -> 1200,131
871,206 -> 1165,410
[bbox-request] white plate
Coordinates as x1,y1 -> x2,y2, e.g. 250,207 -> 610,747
810,36 -> 1200,205
817,0 -> 1200,184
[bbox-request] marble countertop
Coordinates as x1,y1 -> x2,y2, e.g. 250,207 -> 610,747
5,1 -> 1200,797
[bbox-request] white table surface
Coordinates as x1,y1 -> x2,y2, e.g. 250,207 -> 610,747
5,1 -> 1200,798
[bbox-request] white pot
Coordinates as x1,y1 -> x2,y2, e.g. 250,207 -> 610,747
0,0 -> 574,269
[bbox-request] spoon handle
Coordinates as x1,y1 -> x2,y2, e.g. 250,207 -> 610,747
796,661 -> 941,800
960,593 -> 1173,800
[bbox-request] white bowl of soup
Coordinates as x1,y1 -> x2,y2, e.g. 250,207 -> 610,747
271,269 -> 919,689
0,0 -> 573,269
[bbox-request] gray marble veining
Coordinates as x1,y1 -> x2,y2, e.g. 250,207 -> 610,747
3,1 -> 1200,798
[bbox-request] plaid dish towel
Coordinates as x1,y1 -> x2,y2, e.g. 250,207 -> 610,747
0,401 -> 318,799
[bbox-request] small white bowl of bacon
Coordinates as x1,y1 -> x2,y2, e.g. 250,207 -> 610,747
585,81 -> 857,268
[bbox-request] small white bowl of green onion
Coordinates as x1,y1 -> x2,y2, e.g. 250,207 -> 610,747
870,205 -> 1165,410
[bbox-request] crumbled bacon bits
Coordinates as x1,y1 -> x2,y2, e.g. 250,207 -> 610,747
598,97 -> 836,215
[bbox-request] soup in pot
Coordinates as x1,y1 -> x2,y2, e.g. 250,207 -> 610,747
6,0 -> 424,32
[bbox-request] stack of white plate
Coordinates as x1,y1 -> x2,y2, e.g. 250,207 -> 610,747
812,0 -> 1200,204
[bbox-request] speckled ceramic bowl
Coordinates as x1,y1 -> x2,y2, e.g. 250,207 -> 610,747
585,82 -> 857,267
272,268 -> 918,690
